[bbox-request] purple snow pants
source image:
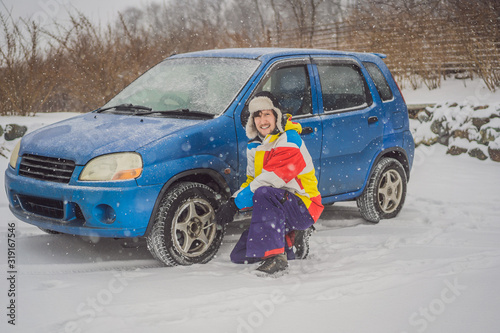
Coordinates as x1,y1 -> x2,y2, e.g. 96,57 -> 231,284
230,186 -> 315,264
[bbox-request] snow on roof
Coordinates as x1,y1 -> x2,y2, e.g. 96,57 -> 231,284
169,47 -> 384,62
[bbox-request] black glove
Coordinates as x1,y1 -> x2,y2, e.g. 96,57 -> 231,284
214,199 -> 239,226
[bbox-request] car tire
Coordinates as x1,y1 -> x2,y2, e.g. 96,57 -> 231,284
356,158 -> 407,223
146,182 -> 224,266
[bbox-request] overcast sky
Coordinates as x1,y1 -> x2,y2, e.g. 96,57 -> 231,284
1,0 -> 159,26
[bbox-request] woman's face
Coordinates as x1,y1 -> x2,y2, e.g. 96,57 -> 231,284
253,110 -> 277,137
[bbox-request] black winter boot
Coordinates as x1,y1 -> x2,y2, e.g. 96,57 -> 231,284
255,253 -> 288,277
294,226 -> 314,259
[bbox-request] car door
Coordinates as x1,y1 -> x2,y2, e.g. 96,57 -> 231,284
312,57 -> 383,198
237,57 -> 323,186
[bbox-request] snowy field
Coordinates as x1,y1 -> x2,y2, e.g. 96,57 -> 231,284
1,79 -> 500,333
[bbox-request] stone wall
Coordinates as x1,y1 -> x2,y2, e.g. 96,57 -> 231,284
411,102 -> 500,162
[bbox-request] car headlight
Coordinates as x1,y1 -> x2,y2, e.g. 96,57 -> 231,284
9,141 -> 21,169
79,152 -> 143,181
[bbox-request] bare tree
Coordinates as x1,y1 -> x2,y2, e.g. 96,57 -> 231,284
0,13 -> 58,115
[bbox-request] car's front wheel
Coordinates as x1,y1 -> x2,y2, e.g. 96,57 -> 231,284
356,158 -> 407,223
146,182 -> 224,266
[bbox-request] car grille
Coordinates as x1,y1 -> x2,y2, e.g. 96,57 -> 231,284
74,204 -> 85,220
18,195 -> 64,219
19,154 -> 75,183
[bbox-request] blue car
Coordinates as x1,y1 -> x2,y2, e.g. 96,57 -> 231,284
5,48 -> 414,266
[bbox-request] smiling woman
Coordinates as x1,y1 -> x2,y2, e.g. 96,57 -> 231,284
253,110 -> 277,137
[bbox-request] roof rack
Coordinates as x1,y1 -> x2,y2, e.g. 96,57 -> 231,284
372,53 -> 387,59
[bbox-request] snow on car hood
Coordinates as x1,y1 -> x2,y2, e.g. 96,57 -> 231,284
20,113 -> 203,165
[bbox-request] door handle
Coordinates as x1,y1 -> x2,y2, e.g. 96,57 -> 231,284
301,127 -> 314,135
368,116 -> 378,124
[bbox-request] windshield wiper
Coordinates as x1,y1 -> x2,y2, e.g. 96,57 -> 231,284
95,105 -> 215,119
95,104 -> 153,113
138,109 -> 215,119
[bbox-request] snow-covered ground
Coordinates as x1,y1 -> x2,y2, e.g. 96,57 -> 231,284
1,79 -> 500,333
402,77 -> 500,106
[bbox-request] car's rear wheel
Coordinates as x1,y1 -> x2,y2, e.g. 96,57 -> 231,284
356,158 -> 407,223
146,182 -> 224,266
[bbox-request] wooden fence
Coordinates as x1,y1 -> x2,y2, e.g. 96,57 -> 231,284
269,16 -> 500,90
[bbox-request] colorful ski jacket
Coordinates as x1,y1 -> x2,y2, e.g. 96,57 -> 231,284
235,117 -> 324,222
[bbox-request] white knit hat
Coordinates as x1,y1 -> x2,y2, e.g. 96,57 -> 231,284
245,95 -> 284,139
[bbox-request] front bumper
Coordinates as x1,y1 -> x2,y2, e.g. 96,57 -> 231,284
5,166 -> 163,238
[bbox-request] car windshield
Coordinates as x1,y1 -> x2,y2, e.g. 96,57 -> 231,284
103,57 -> 260,116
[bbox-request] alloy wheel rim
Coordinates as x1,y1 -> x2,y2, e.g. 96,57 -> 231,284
377,169 -> 403,214
172,198 -> 216,257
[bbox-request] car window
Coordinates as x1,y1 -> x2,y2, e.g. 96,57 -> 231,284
363,62 -> 394,102
317,63 -> 372,112
256,65 -> 313,117
104,58 -> 260,115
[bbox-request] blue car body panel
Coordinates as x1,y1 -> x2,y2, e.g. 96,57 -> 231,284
5,167 -> 163,237
19,112 -> 204,165
4,48 -> 414,237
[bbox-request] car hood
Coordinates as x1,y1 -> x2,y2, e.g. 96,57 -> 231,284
21,113 -> 204,165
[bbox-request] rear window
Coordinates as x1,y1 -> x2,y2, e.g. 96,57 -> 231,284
363,62 -> 394,102
317,63 -> 372,112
